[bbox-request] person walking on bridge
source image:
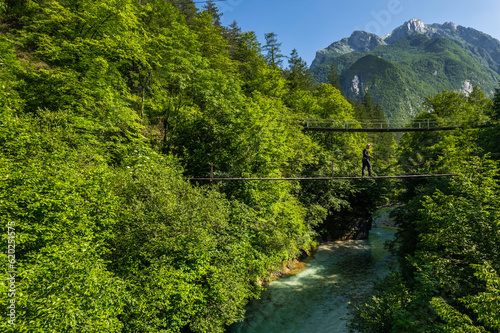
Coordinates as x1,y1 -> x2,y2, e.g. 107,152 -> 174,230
362,144 -> 374,178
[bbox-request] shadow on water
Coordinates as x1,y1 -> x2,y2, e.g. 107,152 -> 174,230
231,209 -> 398,333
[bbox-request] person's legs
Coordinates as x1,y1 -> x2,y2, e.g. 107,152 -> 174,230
362,159 -> 372,177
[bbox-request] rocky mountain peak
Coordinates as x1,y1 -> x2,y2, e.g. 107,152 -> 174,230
310,31 -> 386,68
405,18 -> 426,32
441,21 -> 457,31
349,31 -> 386,51
311,18 -> 500,74
310,18 -> 500,121
384,18 -> 428,42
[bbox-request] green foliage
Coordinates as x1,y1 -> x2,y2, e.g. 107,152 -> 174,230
0,36 -> 23,112
460,264 -> 500,331
290,83 -> 387,239
353,92 -> 397,171
430,263 -> 500,333
493,85 -> 500,121
327,63 -> 341,90
305,83 -> 366,161
109,153 -> 265,332
397,89 -> 491,175
311,34 -> 500,121
202,0 -> 222,27
11,2 -> 500,331
0,111 -> 128,332
311,52 -> 364,84
350,87 -> 499,332
413,161 -> 500,296
349,273 -> 427,333
430,297 -> 486,333
0,1 -> 387,332
351,161 -> 500,332
192,11 -> 235,72
341,54 -> 416,120
285,48 -> 315,93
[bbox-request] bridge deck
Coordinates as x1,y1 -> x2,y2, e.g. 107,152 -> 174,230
303,127 -> 460,132
189,174 -> 458,181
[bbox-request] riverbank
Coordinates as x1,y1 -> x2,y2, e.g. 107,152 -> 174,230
231,209 -> 399,333
268,206 -> 399,282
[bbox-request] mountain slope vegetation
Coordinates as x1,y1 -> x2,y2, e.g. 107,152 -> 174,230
311,20 -> 500,120
340,54 -> 416,119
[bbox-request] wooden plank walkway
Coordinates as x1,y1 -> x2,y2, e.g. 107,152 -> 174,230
188,174 -> 458,181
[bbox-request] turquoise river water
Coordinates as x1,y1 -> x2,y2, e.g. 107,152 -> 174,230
231,209 -> 398,333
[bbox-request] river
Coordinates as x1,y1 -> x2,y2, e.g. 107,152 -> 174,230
230,208 -> 398,333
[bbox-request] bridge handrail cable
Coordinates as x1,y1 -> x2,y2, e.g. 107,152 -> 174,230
287,116 -> 490,130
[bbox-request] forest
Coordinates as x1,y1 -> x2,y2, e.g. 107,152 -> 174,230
0,1 -> 499,332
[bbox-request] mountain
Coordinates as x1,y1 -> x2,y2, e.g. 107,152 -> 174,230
311,18 -> 500,120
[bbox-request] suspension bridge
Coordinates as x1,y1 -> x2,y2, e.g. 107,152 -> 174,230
188,162 -> 458,181
300,117 -> 491,132
188,116 -> 492,181
188,174 -> 459,181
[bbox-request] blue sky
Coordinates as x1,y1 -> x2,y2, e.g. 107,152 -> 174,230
200,0 -> 500,67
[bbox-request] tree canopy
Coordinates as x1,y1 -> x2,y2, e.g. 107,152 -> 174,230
0,1 -> 382,332
2,1 -> 498,332
349,89 -> 500,333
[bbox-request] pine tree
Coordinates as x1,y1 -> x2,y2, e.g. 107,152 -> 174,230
493,86 -> 500,121
362,92 -> 376,118
286,48 -> 314,92
225,20 -> 241,58
203,0 -> 222,27
353,92 -> 396,170
167,0 -> 197,24
327,63 -> 341,91
263,32 -> 285,68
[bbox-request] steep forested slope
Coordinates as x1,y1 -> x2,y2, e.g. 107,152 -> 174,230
349,89 -> 500,332
311,22 -> 500,120
340,54 -> 416,120
0,1 -> 383,332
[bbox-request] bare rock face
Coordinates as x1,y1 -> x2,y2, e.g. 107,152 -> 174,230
460,80 -> 474,96
384,18 -> 428,43
311,31 -> 386,68
349,31 -> 387,52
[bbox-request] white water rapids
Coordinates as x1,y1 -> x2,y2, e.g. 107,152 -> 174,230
231,209 -> 398,333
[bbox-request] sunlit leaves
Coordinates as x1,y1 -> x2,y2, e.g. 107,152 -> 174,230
0,1 -> 398,332
352,86 -> 499,331
398,89 -> 492,175
109,152 -> 264,332
0,36 -> 23,112
460,264 -> 500,331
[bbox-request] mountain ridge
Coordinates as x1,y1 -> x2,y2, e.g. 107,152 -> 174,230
310,18 -> 500,120
311,18 -> 500,74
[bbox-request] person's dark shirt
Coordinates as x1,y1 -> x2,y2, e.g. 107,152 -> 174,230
363,148 -> 370,159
